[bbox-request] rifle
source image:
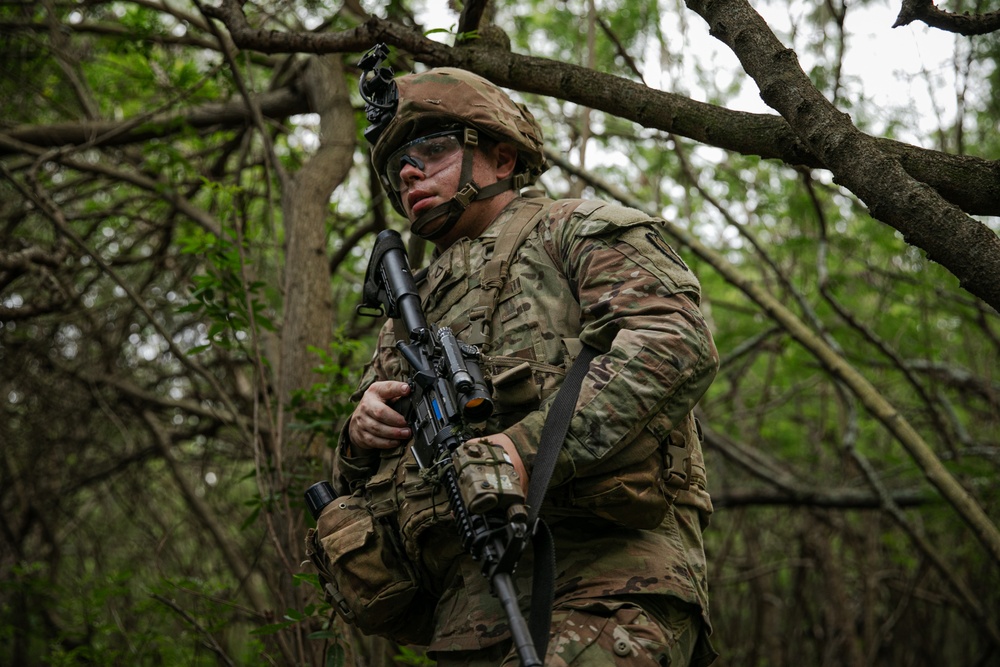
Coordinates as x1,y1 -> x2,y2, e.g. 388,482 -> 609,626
313,229 -> 545,666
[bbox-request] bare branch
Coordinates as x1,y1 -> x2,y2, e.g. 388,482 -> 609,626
142,411 -> 269,615
0,87 -> 308,156
149,594 -> 238,667
894,0 -> 1000,35
712,487 -> 930,508
684,0 -> 1000,311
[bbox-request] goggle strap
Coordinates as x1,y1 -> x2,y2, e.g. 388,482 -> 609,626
410,171 -> 534,240
458,133 -> 478,194
462,127 -> 479,149
413,138 -> 479,239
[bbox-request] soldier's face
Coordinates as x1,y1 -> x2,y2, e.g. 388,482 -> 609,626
399,145 -> 500,221
395,132 -> 518,249
397,145 -> 469,221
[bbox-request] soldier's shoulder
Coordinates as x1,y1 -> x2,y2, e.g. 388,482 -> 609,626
534,197 -> 701,297
539,197 -> 657,239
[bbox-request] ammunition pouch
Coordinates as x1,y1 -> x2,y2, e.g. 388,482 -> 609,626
491,360 -> 541,414
565,454 -> 670,530
539,414 -> 703,531
306,490 -> 432,643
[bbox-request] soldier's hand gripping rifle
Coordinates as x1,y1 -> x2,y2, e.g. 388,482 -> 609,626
358,230 -> 544,666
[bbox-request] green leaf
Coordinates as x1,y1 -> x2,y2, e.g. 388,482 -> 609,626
251,621 -> 292,636
326,644 -> 345,667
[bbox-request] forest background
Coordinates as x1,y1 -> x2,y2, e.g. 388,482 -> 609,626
1,0 -> 999,665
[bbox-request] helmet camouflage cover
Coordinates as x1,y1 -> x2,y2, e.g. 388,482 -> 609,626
371,68 -> 548,201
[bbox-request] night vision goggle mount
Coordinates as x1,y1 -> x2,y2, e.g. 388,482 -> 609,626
358,43 -> 398,146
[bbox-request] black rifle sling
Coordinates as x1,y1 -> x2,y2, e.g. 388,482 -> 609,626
475,196 -> 594,659
525,343 -> 598,658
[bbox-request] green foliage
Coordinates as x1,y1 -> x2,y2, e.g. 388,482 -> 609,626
250,574 -> 339,661
0,562 -> 271,666
394,645 -> 437,665
504,0 -> 660,76
177,221 -> 276,355
2,1 -> 999,666
289,338 -> 366,440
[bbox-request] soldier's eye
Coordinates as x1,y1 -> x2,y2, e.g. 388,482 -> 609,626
415,137 -> 457,164
425,139 -> 450,156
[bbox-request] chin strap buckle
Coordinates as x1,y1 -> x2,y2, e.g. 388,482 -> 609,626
454,181 -> 481,208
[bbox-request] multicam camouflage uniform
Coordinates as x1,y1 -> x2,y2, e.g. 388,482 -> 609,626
334,194 -> 719,666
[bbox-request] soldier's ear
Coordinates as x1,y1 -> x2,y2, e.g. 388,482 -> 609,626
494,143 -> 518,179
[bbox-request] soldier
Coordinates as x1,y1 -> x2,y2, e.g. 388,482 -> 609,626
327,66 -> 719,666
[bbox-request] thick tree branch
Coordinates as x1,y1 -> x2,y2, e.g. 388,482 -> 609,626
0,87 -> 308,156
196,7 -> 1000,218
713,487 -> 930,508
196,5 -> 1000,312
8,7 -> 1000,224
894,0 -> 1000,34
7,2 -> 998,309
684,0 -> 1000,311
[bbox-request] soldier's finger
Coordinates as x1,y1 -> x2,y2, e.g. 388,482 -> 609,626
363,383 -> 410,427
353,403 -> 410,443
370,380 -> 411,401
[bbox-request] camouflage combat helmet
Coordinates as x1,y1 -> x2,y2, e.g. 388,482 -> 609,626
359,46 -> 547,240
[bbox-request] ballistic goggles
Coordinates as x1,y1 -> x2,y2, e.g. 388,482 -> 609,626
385,130 -> 464,192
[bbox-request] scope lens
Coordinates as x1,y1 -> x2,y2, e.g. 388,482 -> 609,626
461,391 -> 494,422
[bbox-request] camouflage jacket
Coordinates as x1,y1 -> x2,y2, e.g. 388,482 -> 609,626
334,195 -> 719,651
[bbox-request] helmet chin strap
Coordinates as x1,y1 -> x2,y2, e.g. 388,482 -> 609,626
409,128 -> 528,242
410,179 -> 520,241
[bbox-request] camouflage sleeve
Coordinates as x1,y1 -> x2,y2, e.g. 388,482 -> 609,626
503,202 -> 719,485
331,322 -> 401,494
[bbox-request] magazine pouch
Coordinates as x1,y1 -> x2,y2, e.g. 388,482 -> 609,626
307,490 -> 421,637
